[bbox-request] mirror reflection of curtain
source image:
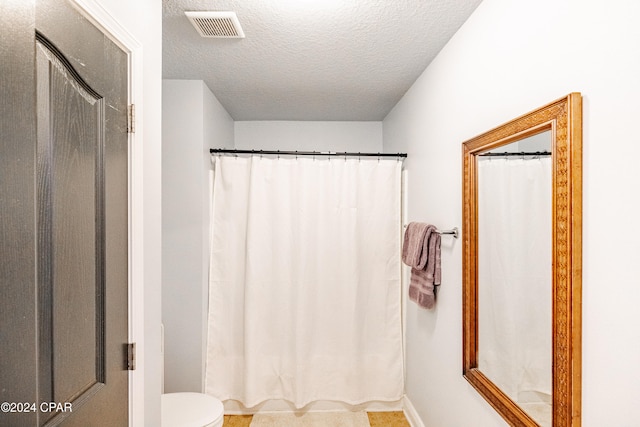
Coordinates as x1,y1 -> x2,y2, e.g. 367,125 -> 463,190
477,157 -> 552,425
205,156 -> 404,408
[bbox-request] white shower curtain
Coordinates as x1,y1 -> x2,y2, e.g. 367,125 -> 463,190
477,157 -> 552,408
205,155 -> 404,408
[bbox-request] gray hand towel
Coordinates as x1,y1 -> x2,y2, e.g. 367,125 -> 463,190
402,222 -> 433,269
403,222 -> 441,309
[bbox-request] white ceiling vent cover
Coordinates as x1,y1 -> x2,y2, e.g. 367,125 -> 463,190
185,11 -> 245,38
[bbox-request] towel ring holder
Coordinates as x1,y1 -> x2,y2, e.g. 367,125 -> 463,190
437,227 -> 459,238
403,224 -> 459,239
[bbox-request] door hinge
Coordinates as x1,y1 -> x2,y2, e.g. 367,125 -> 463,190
127,104 -> 135,134
127,342 -> 136,370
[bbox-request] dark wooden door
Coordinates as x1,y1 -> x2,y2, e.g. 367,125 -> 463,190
1,0 -> 129,425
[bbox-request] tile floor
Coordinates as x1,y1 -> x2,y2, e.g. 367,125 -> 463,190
367,411 -> 411,427
223,411 -> 411,426
223,414 -> 253,427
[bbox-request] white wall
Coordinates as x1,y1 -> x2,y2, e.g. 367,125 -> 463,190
162,80 -> 234,393
235,121 -> 383,153
383,0 -> 640,426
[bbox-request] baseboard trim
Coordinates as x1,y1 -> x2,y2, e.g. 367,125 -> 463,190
403,395 -> 425,427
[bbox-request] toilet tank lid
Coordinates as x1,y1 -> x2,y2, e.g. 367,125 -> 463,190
162,392 -> 224,427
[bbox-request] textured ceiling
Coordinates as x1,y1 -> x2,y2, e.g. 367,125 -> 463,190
163,0 -> 483,121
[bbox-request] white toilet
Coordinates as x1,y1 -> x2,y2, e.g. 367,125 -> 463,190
160,325 -> 225,427
161,392 -> 224,427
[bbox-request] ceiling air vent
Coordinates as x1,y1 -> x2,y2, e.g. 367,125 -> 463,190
185,11 -> 245,38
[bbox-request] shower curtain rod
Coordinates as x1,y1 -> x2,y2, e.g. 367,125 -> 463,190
479,151 -> 551,157
209,148 -> 407,158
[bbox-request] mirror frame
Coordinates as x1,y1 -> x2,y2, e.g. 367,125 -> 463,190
462,93 -> 582,427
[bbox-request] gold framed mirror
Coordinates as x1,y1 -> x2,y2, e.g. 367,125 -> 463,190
462,93 -> 582,427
